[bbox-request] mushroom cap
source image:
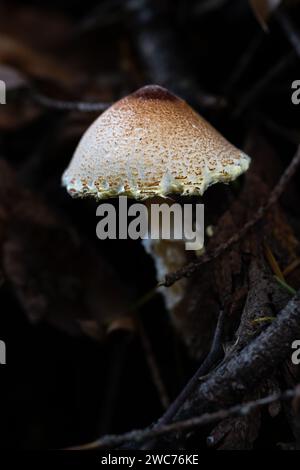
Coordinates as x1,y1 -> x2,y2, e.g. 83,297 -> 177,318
62,85 -> 250,200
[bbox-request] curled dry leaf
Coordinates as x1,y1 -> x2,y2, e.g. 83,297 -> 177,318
0,160 -> 134,339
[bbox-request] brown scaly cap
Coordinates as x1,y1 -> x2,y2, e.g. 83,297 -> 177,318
62,85 -> 250,199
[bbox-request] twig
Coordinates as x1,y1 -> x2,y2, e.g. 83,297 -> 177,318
33,92 -> 111,112
68,387 -> 300,449
161,145 -> 300,288
176,290 -> 300,421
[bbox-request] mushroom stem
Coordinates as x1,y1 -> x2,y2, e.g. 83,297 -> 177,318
142,197 -> 198,326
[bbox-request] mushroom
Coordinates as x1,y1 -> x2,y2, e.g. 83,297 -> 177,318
62,84 -> 250,328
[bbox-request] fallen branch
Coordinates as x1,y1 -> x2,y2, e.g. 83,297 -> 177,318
160,145 -> 300,288
176,290 -> 300,421
69,387 -> 300,450
69,291 -> 300,449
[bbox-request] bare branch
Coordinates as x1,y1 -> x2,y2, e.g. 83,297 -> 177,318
69,387 -> 300,450
33,92 -> 111,112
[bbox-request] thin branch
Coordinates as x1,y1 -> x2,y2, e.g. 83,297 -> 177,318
33,91 -> 111,112
68,387 -> 300,450
160,145 -> 300,288
176,290 -> 300,421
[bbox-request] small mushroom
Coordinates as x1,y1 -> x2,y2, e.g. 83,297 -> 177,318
63,85 -> 250,199
62,85 -> 251,326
